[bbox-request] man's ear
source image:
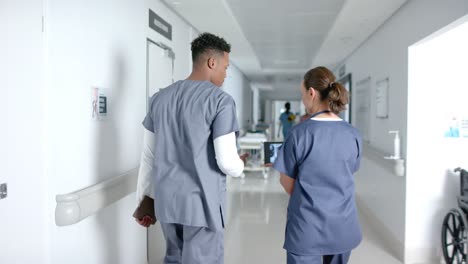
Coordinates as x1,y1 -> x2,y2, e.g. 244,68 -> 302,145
207,57 -> 216,70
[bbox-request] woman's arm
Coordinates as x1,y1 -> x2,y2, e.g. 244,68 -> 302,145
280,172 -> 295,195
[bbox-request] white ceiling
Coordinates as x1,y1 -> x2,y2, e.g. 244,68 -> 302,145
226,0 -> 345,70
162,0 -> 407,92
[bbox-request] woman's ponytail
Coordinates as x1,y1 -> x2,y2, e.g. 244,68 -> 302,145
328,82 -> 348,114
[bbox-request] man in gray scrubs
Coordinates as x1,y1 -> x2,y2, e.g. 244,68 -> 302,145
135,33 -> 247,264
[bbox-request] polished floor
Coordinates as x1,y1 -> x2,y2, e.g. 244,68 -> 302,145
224,170 -> 403,264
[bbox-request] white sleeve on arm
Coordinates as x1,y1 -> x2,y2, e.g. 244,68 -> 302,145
136,128 -> 155,204
214,132 -> 244,177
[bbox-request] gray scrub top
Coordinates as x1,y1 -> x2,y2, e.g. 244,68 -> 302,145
273,119 -> 362,255
143,80 -> 239,231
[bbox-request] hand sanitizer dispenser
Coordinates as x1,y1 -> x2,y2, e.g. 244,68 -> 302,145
389,131 -> 400,159
384,130 -> 405,177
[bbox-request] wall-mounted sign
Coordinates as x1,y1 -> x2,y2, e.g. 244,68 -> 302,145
91,87 -> 108,120
149,9 -> 172,40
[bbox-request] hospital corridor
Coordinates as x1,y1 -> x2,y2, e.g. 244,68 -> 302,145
3,0 -> 468,264
224,171 -> 402,264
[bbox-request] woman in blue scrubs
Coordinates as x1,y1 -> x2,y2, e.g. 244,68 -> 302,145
273,66 -> 362,264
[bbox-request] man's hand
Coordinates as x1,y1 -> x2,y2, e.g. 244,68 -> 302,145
136,215 -> 154,228
239,153 -> 249,164
263,163 -> 273,167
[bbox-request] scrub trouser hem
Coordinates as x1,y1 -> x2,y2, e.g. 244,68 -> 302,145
160,223 -> 224,264
287,251 -> 351,264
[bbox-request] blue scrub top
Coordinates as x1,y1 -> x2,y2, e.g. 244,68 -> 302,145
143,80 -> 239,231
273,119 -> 362,255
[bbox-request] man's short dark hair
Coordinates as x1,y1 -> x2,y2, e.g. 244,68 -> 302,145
191,33 -> 231,63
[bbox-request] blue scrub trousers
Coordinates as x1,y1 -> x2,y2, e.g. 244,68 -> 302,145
287,251 -> 351,264
160,223 -> 224,264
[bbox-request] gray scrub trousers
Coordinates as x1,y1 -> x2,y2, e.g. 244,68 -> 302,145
160,223 -> 224,264
143,80 -> 239,264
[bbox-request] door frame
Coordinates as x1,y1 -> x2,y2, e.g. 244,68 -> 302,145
146,38 -> 176,111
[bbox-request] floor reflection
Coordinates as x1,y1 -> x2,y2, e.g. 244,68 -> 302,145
225,170 -> 404,264
225,171 -> 288,264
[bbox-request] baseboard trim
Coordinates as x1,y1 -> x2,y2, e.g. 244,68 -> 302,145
356,195 -> 405,262
405,247 -> 441,264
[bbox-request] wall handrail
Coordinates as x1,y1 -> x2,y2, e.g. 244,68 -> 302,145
55,168 -> 139,226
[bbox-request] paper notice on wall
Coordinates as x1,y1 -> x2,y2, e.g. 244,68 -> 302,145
376,78 -> 389,119
355,77 -> 371,142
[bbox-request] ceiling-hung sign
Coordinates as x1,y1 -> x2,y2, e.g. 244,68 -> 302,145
149,9 -> 172,41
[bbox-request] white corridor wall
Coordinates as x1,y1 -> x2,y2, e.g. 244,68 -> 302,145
45,0 -> 149,263
341,0 -> 468,262
223,64 -> 253,130
2,0 -> 253,262
407,15 -> 468,263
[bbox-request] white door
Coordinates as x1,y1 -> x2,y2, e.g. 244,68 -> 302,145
146,39 -> 174,264
147,40 -> 174,104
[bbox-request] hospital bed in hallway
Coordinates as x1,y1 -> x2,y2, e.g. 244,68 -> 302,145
238,132 -> 269,179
